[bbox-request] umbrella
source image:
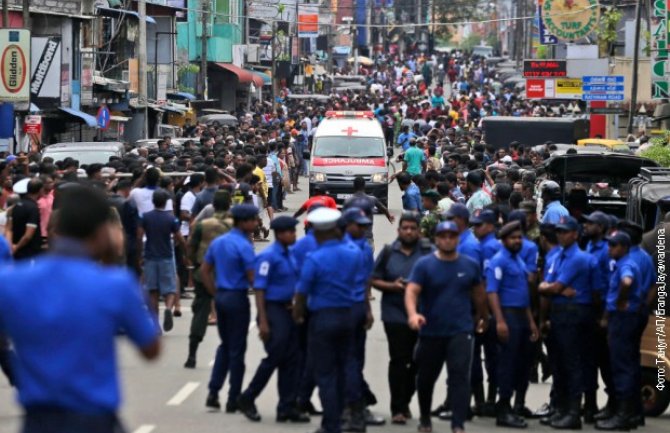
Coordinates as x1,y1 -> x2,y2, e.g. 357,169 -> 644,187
347,56 -> 374,66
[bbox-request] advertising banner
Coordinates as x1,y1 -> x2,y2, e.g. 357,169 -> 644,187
30,36 -> 62,107
0,29 -> 31,103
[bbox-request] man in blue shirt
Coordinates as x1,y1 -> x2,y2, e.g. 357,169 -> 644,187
446,203 -> 483,269
294,207 -> 362,433
396,126 -> 416,151
538,216 -> 595,429
0,186 -> 159,433
486,221 -> 539,429
340,208 -> 375,432
406,221 -> 488,433
396,172 -> 423,213
137,190 -> 186,333
371,213 -> 433,424
540,181 -> 569,224
201,204 -> 258,413
596,231 -> 643,431
470,209 -> 500,416
237,216 -> 309,424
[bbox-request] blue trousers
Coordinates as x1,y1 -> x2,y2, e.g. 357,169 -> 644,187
22,408 -> 124,433
495,309 -> 532,401
415,333 -> 474,430
471,316 -> 497,391
309,308 -> 352,433
550,304 -> 592,402
208,291 -> 250,403
608,311 -> 640,400
297,312 -> 317,405
242,302 -> 300,414
346,302 -> 367,406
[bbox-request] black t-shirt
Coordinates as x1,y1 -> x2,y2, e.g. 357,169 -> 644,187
11,197 -> 42,259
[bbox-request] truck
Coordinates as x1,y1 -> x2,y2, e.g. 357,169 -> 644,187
481,117 -> 590,149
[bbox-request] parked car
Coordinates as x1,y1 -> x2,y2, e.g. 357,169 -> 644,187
41,142 -> 125,165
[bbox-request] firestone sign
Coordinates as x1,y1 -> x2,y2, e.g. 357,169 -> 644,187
542,0 -> 599,41
0,29 -> 30,102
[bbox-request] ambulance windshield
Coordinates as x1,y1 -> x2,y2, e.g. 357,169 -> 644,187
313,137 -> 385,158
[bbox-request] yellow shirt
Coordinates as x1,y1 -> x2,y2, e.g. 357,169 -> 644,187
253,166 -> 269,200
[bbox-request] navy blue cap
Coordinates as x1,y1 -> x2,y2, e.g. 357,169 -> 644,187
231,204 -> 259,219
341,207 -> 372,226
435,221 -> 460,234
471,209 -> 497,225
606,230 -> 631,247
555,216 -> 580,232
584,211 -> 610,228
270,216 -> 299,231
445,203 -> 470,220
499,220 -> 523,239
607,214 -> 620,229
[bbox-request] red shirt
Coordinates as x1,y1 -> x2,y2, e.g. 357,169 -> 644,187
300,195 -> 337,213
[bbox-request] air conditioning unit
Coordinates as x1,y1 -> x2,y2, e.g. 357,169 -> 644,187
247,44 -> 260,63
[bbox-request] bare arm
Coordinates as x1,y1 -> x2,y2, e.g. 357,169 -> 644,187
405,282 -> 426,330
255,290 -> 270,341
472,282 -> 489,332
139,339 -> 161,360
200,262 -> 216,296
13,225 -> 36,254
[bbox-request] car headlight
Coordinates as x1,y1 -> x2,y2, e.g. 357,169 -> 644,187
371,172 -> 388,183
310,172 -> 327,182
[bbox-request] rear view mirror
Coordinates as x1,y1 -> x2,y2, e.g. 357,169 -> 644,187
303,150 -> 311,160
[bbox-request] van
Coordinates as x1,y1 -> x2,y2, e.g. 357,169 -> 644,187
42,142 -> 125,165
306,111 -> 391,206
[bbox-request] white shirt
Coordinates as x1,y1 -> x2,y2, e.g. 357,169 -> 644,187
263,160 -> 276,188
179,190 -> 197,236
129,187 -> 173,216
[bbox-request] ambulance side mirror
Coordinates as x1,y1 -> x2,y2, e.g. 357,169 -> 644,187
386,147 -> 394,158
303,150 -> 311,160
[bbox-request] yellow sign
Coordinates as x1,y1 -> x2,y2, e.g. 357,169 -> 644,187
542,0 -> 599,41
556,78 -> 583,99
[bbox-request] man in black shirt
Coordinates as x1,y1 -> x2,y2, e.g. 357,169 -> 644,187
11,178 -> 43,261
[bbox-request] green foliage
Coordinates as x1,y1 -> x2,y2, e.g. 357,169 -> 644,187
596,7 -> 622,55
433,0 -> 485,43
641,131 -> 670,167
536,45 -> 549,59
459,33 -> 482,51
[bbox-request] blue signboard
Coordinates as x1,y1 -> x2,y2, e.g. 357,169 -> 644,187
538,5 -> 558,45
582,76 -> 625,101
582,85 -> 625,92
583,94 -> 625,101
97,105 -> 110,130
582,76 -> 625,84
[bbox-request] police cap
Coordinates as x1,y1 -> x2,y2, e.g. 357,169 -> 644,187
270,216 -> 299,231
12,178 -> 29,195
341,207 -> 372,226
445,203 -> 470,221
471,209 -> 497,225
499,220 -> 523,239
231,204 -> 259,220
435,221 -> 460,235
606,230 -> 631,247
306,207 -> 342,231
584,211 -> 610,229
555,216 -> 580,232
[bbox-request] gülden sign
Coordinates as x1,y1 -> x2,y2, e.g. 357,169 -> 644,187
0,29 -> 30,102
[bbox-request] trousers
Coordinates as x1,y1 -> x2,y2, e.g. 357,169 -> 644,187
496,309 -> 531,401
471,316 -> 497,392
608,311 -> 641,400
188,279 -> 213,344
242,302 -> 300,413
208,291 -> 250,403
309,308 -> 352,433
383,321 -> 418,415
345,302 -> 367,406
22,407 -> 124,433
415,333 -> 474,430
550,304 -> 592,402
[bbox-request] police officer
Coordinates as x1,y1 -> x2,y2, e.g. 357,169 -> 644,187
0,186 -> 160,433
201,204 -> 258,412
341,207 -> 375,432
294,207 -> 363,433
595,231 -> 643,431
184,190 -> 233,369
470,209 -> 501,416
538,216 -> 596,430
237,216 -> 309,423
486,221 -> 539,429
405,221 -> 489,433
540,181 -> 569,224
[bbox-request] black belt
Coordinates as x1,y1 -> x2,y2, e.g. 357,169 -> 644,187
501,307 -> 527,316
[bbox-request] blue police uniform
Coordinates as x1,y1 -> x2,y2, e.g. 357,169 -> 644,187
0,239 -> 157,433
544,242 -> 596,411
606,253 -> 643,403
542,201 -> 569,224
459,229 -> 483,270
205,227 -> 256,406
486,248 -> 532,403
240,240 -> 301,415
344,233 -> 374,411
520,237 -> 539,275
480,232 -> 501,272
296,238 -> 362,433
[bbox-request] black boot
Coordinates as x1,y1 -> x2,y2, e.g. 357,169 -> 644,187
584,392 -> 598,424
628,397 -> 645,428
237,395 -> 261,422
594,396 -> 616,421
595,399 -> 633,431
482,383 -> 497,417
342,402 -> 366,432
472,383 -> 486,416
550,399 -> 582,430
184,339 -> 199,368
497,399 -> 528,429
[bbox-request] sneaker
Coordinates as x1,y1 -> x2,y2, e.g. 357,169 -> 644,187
184,357 -> 196,369
163,309 -> 174,332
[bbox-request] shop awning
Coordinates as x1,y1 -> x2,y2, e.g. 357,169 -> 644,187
93,75 -> 130,93
214,63 -> 264,87
167,91 -> 197,101
96,6 -> 156,24
59,107 -> 98,128
247,70 -> 271,85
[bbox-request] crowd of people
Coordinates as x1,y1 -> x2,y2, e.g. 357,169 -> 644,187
0,49 -> 664,433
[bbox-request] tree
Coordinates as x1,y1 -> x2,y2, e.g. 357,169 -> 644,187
432,0 -> 486,44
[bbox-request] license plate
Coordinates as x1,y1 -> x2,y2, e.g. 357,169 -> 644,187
337,194 -> 352,200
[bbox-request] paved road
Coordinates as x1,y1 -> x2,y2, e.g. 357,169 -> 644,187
0,180 -> 667,433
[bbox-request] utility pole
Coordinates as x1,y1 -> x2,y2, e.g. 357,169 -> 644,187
3,0 -> 9,28
22,0 -> 29,28
200,0 -> 209,100
627,0 -> 642,134
271,20 -> 277,109
138,0 -> 148,138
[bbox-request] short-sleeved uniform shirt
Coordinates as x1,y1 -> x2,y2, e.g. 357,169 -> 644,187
544,242 -> 594,305
459,229 -> 483,271
466,190 -> 492,215
486,247 -> 530,308
179,190 -> 197,237
404,147 -> 425,176
479,232 -> 501,272
296,239 -> 362,311
402,183 -> 423,212
0,245 -> 157,413
587,239 -> 611,296
542,201 -> 569,224
11,197 -> 42,260
129,187 -> 173,217
141,209 -> 180,260
205,227 -> 255,290
372,239 -> 433,323
291,230 -> 318,268
606,255 -> 642,313
408,253 -> 482,337
254,242 -> 299,302
520,237 -> 539,274
629,246 -> 656,303
346,234 -> 374,303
